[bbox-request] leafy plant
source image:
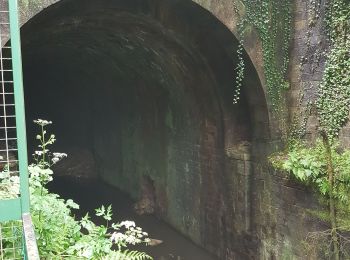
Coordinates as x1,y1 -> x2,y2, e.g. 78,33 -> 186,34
270,138 -> 350,259
0,170 -> 20,199
270,1 -> 349,258
270,140 -> 350,204
0,119 -> 153,260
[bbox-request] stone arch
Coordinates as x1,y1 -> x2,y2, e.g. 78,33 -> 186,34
9,0 -> 271,258
17,0 -> 267,97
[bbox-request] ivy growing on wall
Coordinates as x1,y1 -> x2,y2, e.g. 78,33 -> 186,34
316,0 -> 350,138
270,1 -> 350,257
233,0 -> 292,110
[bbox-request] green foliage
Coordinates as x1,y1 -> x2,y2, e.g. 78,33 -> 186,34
105,250 -> 153,260
0,170 -> 20,199
67,213 -> 152,260
234,0 -> 292,109
0,119 -> 153,260
317,43 -> 350,138
325,0 -> 350,44
270,138 -> 350,257
269,1 -> 349,257
30,188 -> 81,257
270,140 -> 350,206
316,0 -> 350,138
0,221 -> 23,259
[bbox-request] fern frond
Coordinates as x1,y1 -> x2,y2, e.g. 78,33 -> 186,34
103,249 -> 153,260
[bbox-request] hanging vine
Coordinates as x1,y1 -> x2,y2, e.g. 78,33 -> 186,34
233,0 -> 292,110
233,19 -> 246,104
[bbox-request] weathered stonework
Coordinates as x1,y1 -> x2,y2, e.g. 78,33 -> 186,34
5,0 -> 338,259
287,0 -> 329,141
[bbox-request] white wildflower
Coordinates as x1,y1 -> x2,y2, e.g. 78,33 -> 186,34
51,153 -> 67,164
53,152 -> 67,158
33,119 -> 52,126
51,157 -> 59,164
111,232 -> 126,243
120,220 -> 136,229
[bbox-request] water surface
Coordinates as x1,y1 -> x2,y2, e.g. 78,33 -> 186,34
48,177 -> 217,260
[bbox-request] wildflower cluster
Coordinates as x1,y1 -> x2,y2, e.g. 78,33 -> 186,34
0,154 -> 20,199
0,172 -> 19,199
1,119 -> 153,259
29,120 -> 152,259
33,119 -> 52,126
111,221 -> 151,248
69,205 -> 152,259
29,120 -> 67,188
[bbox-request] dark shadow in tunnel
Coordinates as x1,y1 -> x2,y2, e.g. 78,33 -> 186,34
18,0 -> 270,258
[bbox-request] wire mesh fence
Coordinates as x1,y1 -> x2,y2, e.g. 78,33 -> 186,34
0,221 -> 23,260
0,0 -> 38,259
0,0 -> 20,202
0,1 -> 24,258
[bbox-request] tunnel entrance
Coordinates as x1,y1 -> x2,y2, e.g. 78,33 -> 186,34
18,0 -> 270,258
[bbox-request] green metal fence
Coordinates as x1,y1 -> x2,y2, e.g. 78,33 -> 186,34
0,0 -> 38,259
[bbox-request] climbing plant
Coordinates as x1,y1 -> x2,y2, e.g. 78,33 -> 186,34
272,1 -> 349,258
316,0 -> 350,139
233,0 -> 292,110
270,0 -> 349,258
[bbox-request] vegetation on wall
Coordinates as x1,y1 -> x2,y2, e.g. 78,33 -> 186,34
232,0 -> 348,257
317,0 -> 350,139
270,139 -> 350,258
270,140 -> 350,204
270,0 -> 350,258
233,0 -> 292,110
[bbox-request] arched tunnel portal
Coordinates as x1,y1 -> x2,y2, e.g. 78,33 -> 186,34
18,0 -> 270,258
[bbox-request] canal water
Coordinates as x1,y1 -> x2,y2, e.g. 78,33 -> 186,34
48,177 -> 217,260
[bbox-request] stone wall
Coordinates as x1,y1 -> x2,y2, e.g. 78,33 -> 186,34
288,0 -> 329,141
9,0 -> 339,259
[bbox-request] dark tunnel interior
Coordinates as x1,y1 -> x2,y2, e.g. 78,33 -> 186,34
16,0 -> 270,258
